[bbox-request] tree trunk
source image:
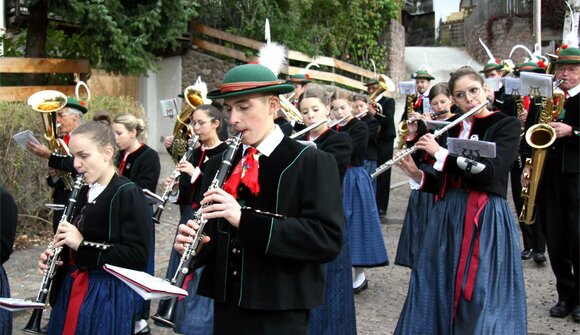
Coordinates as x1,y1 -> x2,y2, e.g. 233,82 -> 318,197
22,0 -> 48,85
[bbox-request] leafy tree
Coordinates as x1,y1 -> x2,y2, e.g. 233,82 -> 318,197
6,0 -> 198,83
197,0 -> 401,72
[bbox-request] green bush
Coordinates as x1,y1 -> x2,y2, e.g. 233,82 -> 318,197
0,95 -> 145,239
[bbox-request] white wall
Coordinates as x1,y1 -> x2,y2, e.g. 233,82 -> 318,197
138,56 -> 182,152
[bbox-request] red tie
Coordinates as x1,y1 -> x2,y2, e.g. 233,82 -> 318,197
413,96 -> 422,110
523,96 -> 531,111
222,147 -> 260,199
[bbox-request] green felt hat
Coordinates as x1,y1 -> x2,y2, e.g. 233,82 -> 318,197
207,64 -> 295,99
556,47 -> 580,65
289,73 -> 311,84
364,78 -> 380,86
412,69 -> 435,80
65,97 -> 88,114
479,61 -> 503,73
514,61 -> 545,76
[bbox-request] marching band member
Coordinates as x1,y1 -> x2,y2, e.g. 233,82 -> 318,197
331,90 -> 388,294
111,114 -> 160,334
27,98 -> 87,233
299,86 -> 356,334
401,67 -> 434,123
165,104 -> 228,334
174,63 -> 344,334
0,187 -> 17,334
354,94 -> 380,192
521,46 -> 580,321
365,79 -> 396,218
395,66 -> 526,334
39,121 -> 153,335
395,83 -> 456,269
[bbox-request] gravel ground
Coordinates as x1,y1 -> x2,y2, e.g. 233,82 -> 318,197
5,152 -> 579,334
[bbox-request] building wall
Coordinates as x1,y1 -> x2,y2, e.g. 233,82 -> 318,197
383,19 -> 406,87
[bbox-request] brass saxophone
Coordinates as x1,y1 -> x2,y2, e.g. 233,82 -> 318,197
396,94 -> 416,149
519,91 -> 565,224
515,95 -> 526,139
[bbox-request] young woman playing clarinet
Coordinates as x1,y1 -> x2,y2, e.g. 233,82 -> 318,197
299,87 -> 355,334
111,113 -> 160,334
394,66 -> 526,334
395,83 -> 457,269
331,91 -> 388,294
39,121 -> 153,335
164,104 -> 228,334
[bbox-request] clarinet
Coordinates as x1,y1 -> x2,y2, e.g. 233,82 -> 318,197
152,134 -> 200,223
151,132 -> 243,328
24,174 -> 84,334
371,100 -> 490,179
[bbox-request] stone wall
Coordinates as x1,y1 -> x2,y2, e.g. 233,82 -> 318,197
181,50 -> 236,93
465,16 -> 535,66
383,19 -> 406,87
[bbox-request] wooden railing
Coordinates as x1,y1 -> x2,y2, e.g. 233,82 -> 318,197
192,23 -> 375,91
0,58 -> 90,101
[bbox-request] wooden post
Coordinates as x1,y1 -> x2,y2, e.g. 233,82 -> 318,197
533,0 -> 541,48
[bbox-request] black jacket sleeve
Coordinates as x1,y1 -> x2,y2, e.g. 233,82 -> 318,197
1,187 -> 17,264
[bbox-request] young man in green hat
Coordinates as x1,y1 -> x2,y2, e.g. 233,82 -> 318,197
175,63 -> 345,334
480,61 -> 504,79
521,46 -> 580,322
27,97 -> 88,232
402,69 -> 434,123
288,73 -> 310,106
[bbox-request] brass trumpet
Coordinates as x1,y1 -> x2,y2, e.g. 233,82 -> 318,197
519,90 -> 565,224
27,90 -> 75,190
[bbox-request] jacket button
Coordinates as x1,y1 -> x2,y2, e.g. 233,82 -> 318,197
233,271 -> 237,276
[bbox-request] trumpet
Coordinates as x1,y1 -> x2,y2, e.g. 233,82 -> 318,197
151,134 -> 200,224
372,100 -> 490,179
24,174 -> 84,334
151,133 -> 243,328
28,90 -> 75,190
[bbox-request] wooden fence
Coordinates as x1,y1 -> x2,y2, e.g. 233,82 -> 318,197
0,57 -> 90,101
464,0 -> 531,31
192,23 -> 375,91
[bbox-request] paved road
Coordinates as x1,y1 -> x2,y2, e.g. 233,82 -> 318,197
5,152 -> 579,334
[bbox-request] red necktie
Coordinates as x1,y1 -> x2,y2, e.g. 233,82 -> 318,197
413,96 -> 422,110
523,96 -> 531,111
222,147 -> 260,199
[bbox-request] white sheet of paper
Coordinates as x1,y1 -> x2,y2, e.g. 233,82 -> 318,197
0,298 -> 45,312
503,77 -> 522,95
422,97 -> 431,115
12,130 -> 41,151
447,138 -> 496,158
104,264 -> 188,301
399,81 -> 416,95
484,78 -> 501,92
160,99 -> 179,117
520,72 -> 553,97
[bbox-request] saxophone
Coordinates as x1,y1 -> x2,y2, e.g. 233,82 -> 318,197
396,94 -> 416,149
24,174 -> 84,333
519,91 -> 565,224
515,94 -> 526,139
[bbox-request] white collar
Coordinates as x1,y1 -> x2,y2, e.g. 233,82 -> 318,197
243,125 -> 284,158
88,183 -> 106,203
568,84 -> 580,98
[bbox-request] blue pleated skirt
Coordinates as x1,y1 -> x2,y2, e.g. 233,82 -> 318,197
49,268 -> 135,335
394,189 -> 527,335
309,220 -> 357,335
343,166 -> 389,267
174,266 -> 214,335
0,265 -> 11,335
395,189 -> 435,269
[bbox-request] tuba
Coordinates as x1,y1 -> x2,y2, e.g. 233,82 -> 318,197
170,84 -> 208,163
519,90 -> 565,224
396,94 -> 416,149
27,90 -> 74,190
368,74 -> 395,116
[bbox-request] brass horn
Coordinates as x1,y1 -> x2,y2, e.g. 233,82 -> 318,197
279,94 -> 304,124
28,90 -> 75,190
368,74 -> 395,116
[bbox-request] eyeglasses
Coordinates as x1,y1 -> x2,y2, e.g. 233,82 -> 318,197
190,118 -> 215,127
453,86 -> 482,100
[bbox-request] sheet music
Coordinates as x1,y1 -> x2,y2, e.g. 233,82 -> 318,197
484,78 -> 501,92
503,77 -> 522,96
447,138 -> 496,159
12,130 -> 41,151
160,99 -> 179,117
520,72 -> 553,97
0,298 -> 45,312
399,81 -> 416,95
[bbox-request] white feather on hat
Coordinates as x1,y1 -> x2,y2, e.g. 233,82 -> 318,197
258,18 -> 287,77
